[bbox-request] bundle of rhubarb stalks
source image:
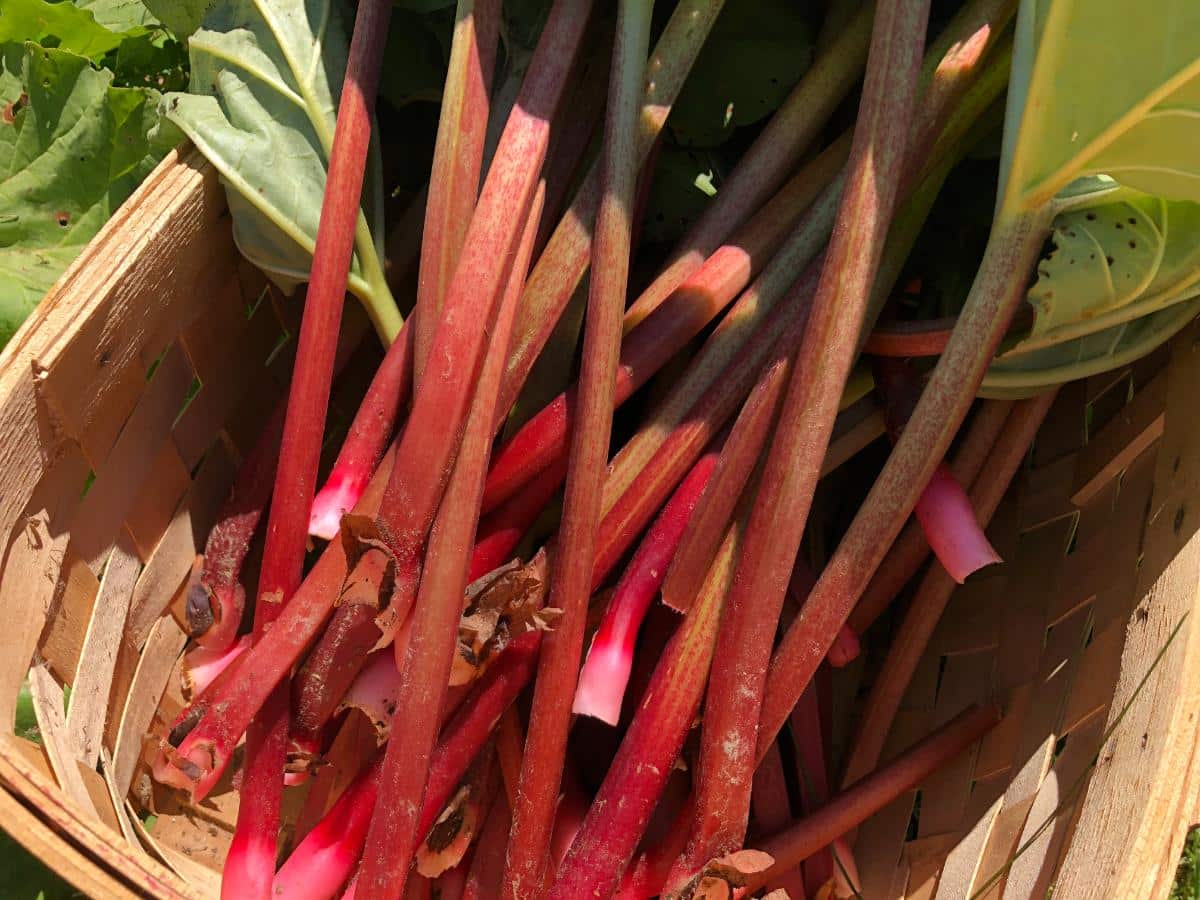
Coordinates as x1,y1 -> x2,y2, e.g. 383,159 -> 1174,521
149,0 -> 1200,897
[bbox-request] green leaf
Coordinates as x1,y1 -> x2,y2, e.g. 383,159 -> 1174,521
982,191 -> 1200,395
163,0 -> 399,336
74,0 -> 160,32
1000,0 -> 1200,214
141,0 -> 213,40
0,42 -> 177,348
0,0 -> 147,61
668,0 -> 815,148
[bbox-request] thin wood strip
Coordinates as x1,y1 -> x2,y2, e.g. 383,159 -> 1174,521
67,343 -> 195,572
124,440 -> 192,563
126,441 -> 236,649
2,735 -> 120,834
99,749 -> 140,848
113,615 -> 188,800
37,550 -> 101,685
130,811 -> 222,899
66,536 -> 141,767
1071,372 -> 1167,508
0,776 -> 139,900
27,663 -> 98,819
932,784 -> 1004,900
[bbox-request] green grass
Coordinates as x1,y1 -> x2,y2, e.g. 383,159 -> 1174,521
1174,827 -> 1200,900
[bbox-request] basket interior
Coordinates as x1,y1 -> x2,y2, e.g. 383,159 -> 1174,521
1,150 -> 1199,899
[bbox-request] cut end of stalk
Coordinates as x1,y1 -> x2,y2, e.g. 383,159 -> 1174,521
221,829 -> 279,900
913,464 -> 1002,584
572,635 -> 634,726
182,635 -> 251,699
826,626 -> 861,669
309,473 -> 368,541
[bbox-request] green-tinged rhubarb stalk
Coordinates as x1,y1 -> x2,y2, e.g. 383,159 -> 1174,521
221,3 -> 393,897
740,704 -> 1001,896
497,0 -> 725,423
673,0 -> 931,878
758,0 -> 1200,758
840,391 -> 1054,788
356,189 -> 544,899
502,4 -> 653,895
622,0 -> 874,331
412,0 -> 500,384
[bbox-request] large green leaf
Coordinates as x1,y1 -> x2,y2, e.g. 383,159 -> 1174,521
1000,0 -> 1200,214
141,0 -> 212,40
75,0 -> 160,32
0,42 -> 177,348
0,0 -> 148,61
162,0 -> 398,336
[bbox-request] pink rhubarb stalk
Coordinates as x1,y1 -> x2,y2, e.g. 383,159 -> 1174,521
572,438 -> 721,725
840,392 -> 1054,788
874,357 -> 1000,583
502,5 -> 652,893
181,635 -> 250,699
548,517 -> 744,899
844,397 -> 1013,640
741,704 -> 1001,896
675,0 -> 931,876
356,183 -> 546,898
412,0 -> 500,383
222,4 -> 393,897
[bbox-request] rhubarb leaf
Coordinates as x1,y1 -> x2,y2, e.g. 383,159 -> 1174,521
141,0 -> 212,40
668,0 -> 815,148
75,0 -> 159,32
0,42 -> 177,348
163,0 -> 398,334
0,0 -> 149,61
999,0 -> 1200,215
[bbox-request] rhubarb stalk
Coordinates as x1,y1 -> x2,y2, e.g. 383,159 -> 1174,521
503,5 -> 652,892
840,391 -> 1054,788
222,3 -> 393,896
412,0 -> 501,383
355,177 -> 545,897
674,0 -> 931,876
548,515 -> 745,899
572,437 -> 721,725
741,704 -> 1001,896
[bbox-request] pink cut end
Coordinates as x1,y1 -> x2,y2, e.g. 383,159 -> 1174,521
339,651 -> 401,740
914,463 -> 1002,584
309,472 -> 367,541
572,633 -> 633,726
826,625 -> 860,668
182,635 -> 250,698
221,826 -> 279,900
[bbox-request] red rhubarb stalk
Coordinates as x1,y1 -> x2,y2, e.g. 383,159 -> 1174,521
483,139 -> 848,513
499,0 -> 725,423
676,0 -> 931,876
413,0 -> 500,383
308,328 -> 412,540
276,631 -> 542,900
502,4 -> 652,892
462,792 -> 510,900
864,317 -> 957,356
159,441 -> 398,797
751,743 -> 807,899
874,357 -> 1000,583
840,392 -> 1054,788
623,0 -> 873,331
356,182 -> 546,898
616,797 -> 694,900
222,4 -> 393,896
741,704 -> 1001,895
572,438 -> 721,725
370,1 -> 589,631
548,516 -> 744,899
188,404 -> 283,650
844,397 -> 1012,640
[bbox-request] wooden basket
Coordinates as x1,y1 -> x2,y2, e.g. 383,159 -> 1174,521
2,148 -> 1200,899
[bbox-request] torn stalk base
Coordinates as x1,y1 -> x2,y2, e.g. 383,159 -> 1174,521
756,207 -> 1053,765
502,2 -> 653,895
222,2 -> 394,896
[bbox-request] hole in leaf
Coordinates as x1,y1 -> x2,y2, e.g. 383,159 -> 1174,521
1106,256 -> 1115,266
1086,212 -> 1096,220
1129,240 -> 1137,249
55,211 -> 69,227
